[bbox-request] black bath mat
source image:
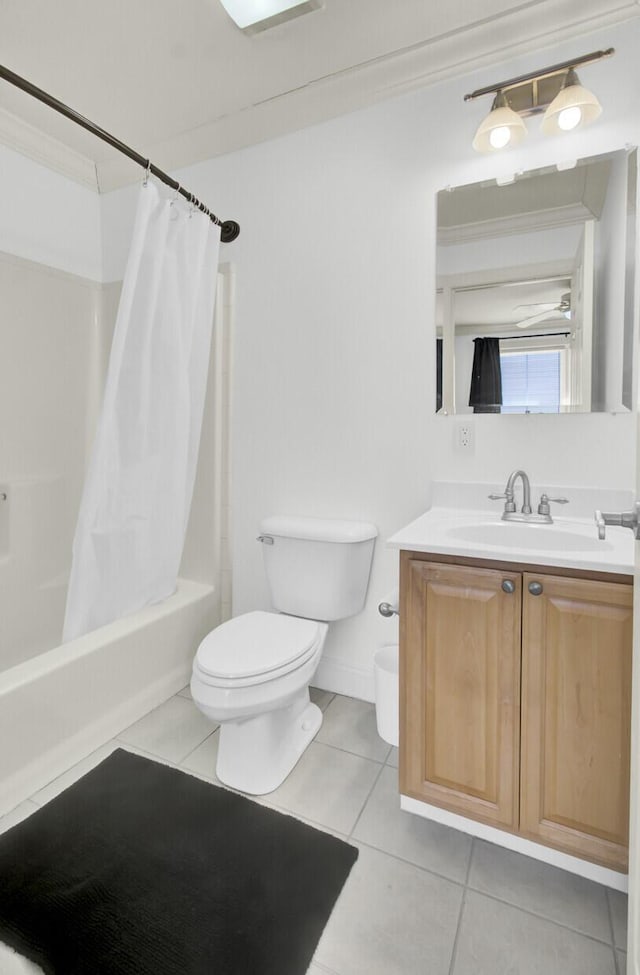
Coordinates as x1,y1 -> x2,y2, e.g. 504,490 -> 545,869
0,749 -> 357,975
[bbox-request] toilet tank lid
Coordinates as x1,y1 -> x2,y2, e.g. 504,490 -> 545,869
260,515 -> 378,543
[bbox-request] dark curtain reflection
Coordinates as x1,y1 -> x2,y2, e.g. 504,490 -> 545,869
436,339 -> 443,411
469,337 -> 502,414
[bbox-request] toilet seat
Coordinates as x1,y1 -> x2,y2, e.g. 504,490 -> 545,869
195,611 -> 323,688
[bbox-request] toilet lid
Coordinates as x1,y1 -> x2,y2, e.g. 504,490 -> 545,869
196,611 -> 321,681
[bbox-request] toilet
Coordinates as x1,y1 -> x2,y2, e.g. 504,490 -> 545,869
190,515 -> 377,794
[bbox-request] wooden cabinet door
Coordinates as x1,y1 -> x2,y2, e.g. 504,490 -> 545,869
400,557 -> 521,829
520,573 -> 632,871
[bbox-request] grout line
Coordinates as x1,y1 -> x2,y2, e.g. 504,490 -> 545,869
462,885 -> 617,949
177,728 -> 219,766
347,760 -> 386,841
464,836 -> 475,885
384,747 -> 398,768
309,961 -> 341,975
256,797 -> 349,840
353,838 -> 466,890
309,737 -> 386,767
112,741 -> 179,767
606,889 -> 622,975
612,944 -> 622,975
605,888 -> 619,948
447,886 -> 468,975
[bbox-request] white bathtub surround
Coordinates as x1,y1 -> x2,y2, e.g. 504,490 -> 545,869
0,580 -> 216,817
63,178 -> 220,641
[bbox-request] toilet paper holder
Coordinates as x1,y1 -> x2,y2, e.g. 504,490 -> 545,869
378,587 -> 399,617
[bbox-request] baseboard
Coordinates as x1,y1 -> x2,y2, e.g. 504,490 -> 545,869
401,794 -> 629,893
313,655 -> 374,703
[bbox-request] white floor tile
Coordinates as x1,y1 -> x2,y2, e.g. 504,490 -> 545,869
118,694 -> 214,763
468,839 -> 611,942
609,888 -> 628,949
316,696 -> 391,762
310,686 -> 335,711
452,891 -> 617,975
180,731 -> 221,783
14,685 -> 626,975
315,843 -> 463,975
261,741 -> 381,835
353,765 -> 472,883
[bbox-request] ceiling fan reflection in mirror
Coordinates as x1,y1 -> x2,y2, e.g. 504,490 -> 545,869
513,292 -> 571,328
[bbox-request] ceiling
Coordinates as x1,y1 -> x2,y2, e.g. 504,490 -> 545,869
0,0 -> 638,192
436,276 -> 573,330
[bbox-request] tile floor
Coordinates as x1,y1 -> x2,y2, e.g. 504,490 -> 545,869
1,688 -> 629,975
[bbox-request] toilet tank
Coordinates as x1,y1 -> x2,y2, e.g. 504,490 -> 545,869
258,515 -> 377,621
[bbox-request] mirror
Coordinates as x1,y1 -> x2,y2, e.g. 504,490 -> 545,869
435,147 -> 637,415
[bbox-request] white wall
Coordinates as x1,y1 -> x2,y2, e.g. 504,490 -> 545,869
0,143 -> 102,281
100,19 -> 640,700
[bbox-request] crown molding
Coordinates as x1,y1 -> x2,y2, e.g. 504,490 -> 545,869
95,0 -> 640,192
0,106 -> 98,190
0,0 -> 638,194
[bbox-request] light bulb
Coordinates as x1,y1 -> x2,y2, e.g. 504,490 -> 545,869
489,126 -> 511,149
557,105 -> 582,131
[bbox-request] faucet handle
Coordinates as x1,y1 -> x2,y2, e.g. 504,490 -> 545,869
537,493 -> 569,516
594,510 -> 606,540
488,492 -> 516,513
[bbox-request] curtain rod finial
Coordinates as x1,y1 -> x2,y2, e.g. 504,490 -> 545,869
221,220 -> 240,242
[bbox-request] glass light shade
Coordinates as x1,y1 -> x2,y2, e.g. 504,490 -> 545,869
472,104 -> 527,153
219,0 -> 320,30
541,83 -> 602,136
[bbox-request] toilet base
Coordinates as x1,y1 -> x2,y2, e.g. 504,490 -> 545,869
216,689 -> 322,795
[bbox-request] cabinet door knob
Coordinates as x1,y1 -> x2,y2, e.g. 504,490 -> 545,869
528,581 -> 543,596
502,580 -> 515,594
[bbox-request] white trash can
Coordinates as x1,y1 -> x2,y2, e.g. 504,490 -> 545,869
374,643 -> 399,747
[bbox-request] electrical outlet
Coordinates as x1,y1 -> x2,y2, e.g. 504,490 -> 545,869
456,423 -> 474,451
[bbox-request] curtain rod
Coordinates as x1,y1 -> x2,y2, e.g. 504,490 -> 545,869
0,63 -> 240,243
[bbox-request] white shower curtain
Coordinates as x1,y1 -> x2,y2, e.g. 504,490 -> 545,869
63,178 -> 220,642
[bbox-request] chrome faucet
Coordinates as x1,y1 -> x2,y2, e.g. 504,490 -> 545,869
594,502 -> 640,540
489,470 -> 568,524
507,469 -> 532,515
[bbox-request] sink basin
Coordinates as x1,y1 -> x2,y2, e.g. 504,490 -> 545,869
446,523 -> 613,552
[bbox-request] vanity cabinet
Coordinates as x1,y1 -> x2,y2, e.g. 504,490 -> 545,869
400,552 -> 633,872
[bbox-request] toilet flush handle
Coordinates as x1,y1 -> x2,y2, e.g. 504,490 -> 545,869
257,534 -> 274,545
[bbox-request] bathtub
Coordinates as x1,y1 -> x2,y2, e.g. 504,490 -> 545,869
0,579 -> 218,817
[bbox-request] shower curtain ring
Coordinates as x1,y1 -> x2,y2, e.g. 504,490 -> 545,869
143,159 -> 151,186
170,184 -> 181,206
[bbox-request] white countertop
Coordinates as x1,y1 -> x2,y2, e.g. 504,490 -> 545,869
388,506 -> 635,575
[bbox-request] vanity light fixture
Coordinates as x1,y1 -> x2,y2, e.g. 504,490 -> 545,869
466,47 -> 613,153
472,91 -> 527,152
541,68 -> 602,136
219,0 -> 322,33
